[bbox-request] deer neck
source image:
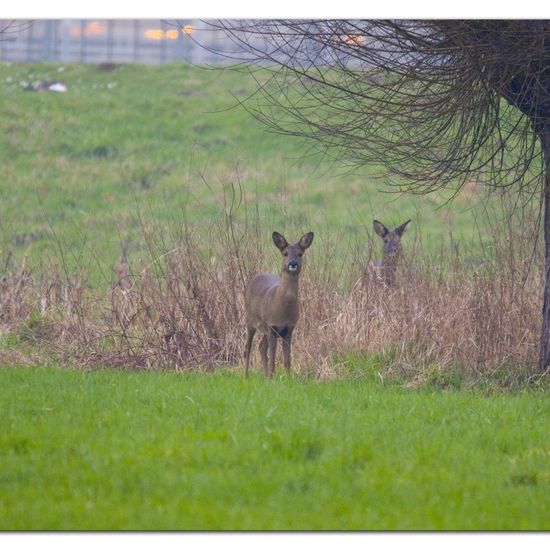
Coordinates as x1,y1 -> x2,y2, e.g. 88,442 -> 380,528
277,271 -> 300,300
267,271 -> 300,328
382,252 -> 399,283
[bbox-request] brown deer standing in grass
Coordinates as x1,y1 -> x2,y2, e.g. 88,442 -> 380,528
244,231 -> 314,378
365,219 -> 411,287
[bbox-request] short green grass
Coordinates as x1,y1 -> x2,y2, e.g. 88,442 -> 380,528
2,365 -> 550,530
0,62 -> 507,286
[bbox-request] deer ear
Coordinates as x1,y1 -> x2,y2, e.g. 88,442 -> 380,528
272,231 -> 289,251
373,220 -> 388,238
298,232 -> 314,250
395,219 -> 411,237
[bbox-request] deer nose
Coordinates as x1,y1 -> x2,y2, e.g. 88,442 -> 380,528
288,260 -> 299,271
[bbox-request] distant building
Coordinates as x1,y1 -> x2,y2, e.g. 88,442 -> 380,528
0,20 -> 241,65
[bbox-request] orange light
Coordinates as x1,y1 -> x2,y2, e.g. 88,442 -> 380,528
86,22 -> 105,35
70,21 -> 106,37
144,28 -> 181,40
343,34 -> 364,45
182,25 -> 195,35
144,29 -> 164,40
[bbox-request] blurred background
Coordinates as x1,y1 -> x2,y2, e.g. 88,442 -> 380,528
0,19 -> 242,65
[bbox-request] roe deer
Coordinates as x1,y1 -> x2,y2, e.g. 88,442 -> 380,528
365,219 -> 411,287
244,231 -> 314,379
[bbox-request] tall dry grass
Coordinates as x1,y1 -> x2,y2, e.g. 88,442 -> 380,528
0,189 -> 544,384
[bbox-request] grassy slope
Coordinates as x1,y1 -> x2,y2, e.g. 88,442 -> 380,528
0,62 -> 500,285
1,365 -> 550,530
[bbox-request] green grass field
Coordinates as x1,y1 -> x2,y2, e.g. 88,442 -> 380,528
1,365 -> 550,530
0,62 -> 506,285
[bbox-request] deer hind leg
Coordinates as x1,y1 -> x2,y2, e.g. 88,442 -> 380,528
267,329 -> 278,379
281,327 -> 294,374
244,327 -> 256,378
259,334 -> 269,377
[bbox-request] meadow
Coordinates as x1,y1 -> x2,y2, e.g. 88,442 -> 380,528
2,365 -> 550,531
0,62 -> 549,531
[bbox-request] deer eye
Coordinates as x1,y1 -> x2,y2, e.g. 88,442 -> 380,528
283,251 -> 288,256
298,252 -> 303,257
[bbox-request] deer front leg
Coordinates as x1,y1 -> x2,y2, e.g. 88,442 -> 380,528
244,327 -> 256,378
259,334 -> 268,377
267,328 -> 278,379
281,327 -> 294,374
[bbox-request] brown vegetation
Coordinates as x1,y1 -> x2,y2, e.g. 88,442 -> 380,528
0,195 -> 543,387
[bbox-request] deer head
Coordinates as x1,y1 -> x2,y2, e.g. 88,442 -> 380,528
372,219 -> 411,285
272,231 -> 314,276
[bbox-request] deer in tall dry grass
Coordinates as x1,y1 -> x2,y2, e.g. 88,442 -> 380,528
244,231 -> 314,378
365,219 -> 411,287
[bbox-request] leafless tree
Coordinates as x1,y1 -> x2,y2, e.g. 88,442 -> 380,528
209,19 -> 550,372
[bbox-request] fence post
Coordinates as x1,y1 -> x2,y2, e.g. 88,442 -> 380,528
79,20 -> 85,62
44,20 -> 55,62
133,20 -> 139,62
60,19 -> 71,63
107,20 -> 114,61
161,19 -> 167,63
